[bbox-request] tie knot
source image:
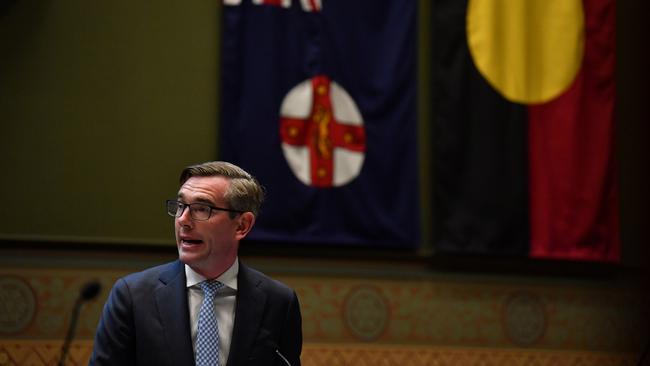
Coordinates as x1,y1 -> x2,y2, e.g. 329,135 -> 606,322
199,280 -> 224,297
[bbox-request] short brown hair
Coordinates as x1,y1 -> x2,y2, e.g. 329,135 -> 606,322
179,161 -> 264,217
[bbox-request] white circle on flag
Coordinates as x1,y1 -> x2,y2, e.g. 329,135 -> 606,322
279,77 -> 365,188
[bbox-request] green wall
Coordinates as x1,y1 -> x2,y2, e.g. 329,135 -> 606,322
0,0 -> 220,244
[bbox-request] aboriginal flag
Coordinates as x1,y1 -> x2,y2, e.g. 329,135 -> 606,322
433,0 -> 619,261
219,1 -> 419,248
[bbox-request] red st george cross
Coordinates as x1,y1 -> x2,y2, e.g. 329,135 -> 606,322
280,75 -> 366,187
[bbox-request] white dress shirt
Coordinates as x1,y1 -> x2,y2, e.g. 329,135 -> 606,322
186,259 -> 238,366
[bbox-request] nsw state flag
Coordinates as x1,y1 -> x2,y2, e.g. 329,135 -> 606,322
220,0 -> 419,248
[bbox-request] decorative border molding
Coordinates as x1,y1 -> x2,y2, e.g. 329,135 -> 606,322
0,341 -> 93,366
0,341 -> 639,366
0,267 -> 647,353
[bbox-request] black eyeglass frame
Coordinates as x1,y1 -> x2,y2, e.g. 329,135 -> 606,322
166,199 -> 244,221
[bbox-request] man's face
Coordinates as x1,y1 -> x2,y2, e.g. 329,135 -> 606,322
175,175 -> 242,277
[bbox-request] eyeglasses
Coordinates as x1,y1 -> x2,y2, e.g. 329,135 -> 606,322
165,200 -> 243,221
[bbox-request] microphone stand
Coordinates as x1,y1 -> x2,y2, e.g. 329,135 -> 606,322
275,349 -> 292,366
269,341 -> 292,366
58,281 -> 101,366
58,297 -> 83,366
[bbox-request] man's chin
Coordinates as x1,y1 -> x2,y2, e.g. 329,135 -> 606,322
178,248 -> 205,264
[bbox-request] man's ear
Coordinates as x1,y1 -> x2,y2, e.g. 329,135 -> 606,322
234,212 -> 256,240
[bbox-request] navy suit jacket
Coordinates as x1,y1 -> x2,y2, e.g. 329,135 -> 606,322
90,260 -> 302,366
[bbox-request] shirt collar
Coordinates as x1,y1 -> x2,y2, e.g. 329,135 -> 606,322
185,258 -> 239,291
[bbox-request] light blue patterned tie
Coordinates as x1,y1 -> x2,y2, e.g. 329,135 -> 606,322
196,280 -> 224,366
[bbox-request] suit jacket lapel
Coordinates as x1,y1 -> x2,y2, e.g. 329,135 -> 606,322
155,260 -> 195,366
227,262 -> 267,366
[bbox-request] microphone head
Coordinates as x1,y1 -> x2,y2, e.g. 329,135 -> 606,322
80,281 -> 102,301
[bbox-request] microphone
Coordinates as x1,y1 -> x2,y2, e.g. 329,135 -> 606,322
58,281 -> 102,366
275,349 -> 291,366
80,281 -> 101,301
268,341 -> 292,366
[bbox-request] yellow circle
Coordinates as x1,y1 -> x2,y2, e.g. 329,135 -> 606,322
288,126 -> 298,138
466,0 -> 584,104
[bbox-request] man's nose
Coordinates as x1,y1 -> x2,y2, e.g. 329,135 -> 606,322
177,206 -> 193,225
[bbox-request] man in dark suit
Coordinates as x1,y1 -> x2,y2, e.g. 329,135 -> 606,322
90,161 -> 302,366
